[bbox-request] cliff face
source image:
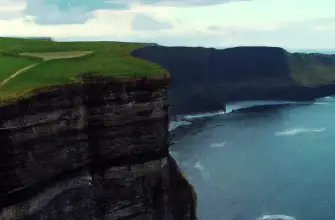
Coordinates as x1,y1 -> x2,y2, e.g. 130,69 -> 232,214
0,78 -> 196,220
132,46 -> 335,115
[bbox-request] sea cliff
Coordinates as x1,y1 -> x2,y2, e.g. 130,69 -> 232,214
132,46 -> 335,115
0,77 -> 196,220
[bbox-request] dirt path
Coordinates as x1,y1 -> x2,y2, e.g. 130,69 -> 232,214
20,51 -> 93,61
0,64 -> 38,88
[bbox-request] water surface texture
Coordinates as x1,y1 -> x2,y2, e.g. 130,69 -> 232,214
170,97 -> 335,220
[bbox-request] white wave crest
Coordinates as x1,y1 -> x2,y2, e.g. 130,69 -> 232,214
275,127 -> 326,136
256,214 -> 297,220
313,102 -> 333,105
316,96 -> 335,102
183,110 -> 226,120
169,97 -> 333,132
322,96 -> 333,99
169,120 -> 192,131
225,100 -> 301,113
210,141 -> 226,148
169,110 -> 227,131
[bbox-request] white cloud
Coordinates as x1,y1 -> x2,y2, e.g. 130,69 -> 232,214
0,0 -> 335,49
312,26 -> 329,31
24,0 -> 93,25
0,0 -> 26,20
138,0 -> 252,7
208,23 -> 283,33
0,0 -> 25,11
0,3 -> 177,38
309,18 -> 335,32
131,14 -> 172,31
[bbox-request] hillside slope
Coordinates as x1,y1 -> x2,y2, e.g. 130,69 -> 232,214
132,46 -> 335,115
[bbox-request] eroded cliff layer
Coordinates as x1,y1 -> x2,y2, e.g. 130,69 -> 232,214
0,77 -> 196,220
132,46 -> 335,115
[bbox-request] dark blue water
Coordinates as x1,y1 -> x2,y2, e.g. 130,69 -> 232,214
170,96 -> 335,220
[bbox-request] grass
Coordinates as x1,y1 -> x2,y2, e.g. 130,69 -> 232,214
289,53 -> 335,85
0,37 -> 167,102
2,37 -> 334,102
0,55 -> 39,83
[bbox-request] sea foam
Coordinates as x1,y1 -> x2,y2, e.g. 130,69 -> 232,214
256,214 -> 297,220
275,127 -> 326,136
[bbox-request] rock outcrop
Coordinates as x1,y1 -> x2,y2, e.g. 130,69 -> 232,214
132,46 -> 335,115
0,77 -> 196,220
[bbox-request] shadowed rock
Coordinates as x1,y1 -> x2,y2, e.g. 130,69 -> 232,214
0,78 -> 197,220
132,46 -> 335,115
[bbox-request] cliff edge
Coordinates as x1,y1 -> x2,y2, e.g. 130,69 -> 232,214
0,78 -> 196,220
0,37 -> 196,220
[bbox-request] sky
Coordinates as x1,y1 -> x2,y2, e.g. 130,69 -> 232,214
1,0 -> 335,49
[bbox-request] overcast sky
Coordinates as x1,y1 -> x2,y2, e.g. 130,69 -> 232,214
1,0 -> 335,49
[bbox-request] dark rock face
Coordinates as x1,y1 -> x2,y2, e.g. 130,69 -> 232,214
0,78 -> 196,220
132,46 -> 335,115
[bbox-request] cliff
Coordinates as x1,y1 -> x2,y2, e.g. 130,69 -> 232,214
132,46 -> 335,115
3,38 -> 335,220
0,78 -> 196,220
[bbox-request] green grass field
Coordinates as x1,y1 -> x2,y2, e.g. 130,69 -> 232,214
0,37 -> 167,102
0,55 -> 39,83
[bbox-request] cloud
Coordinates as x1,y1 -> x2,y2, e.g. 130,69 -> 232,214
0,0 -> 25,20
0,11 -> 23,20
308,17 -> 335,31
204,18 -> 335,49
131,14 -> 172,31
16,0 -> 251,25
0,0 -> 335,49
139,0 -> 251,6
15,0 -> 130,25
131,30 -> 226,47
208,23 -> 283,32
23,0 -> 93,25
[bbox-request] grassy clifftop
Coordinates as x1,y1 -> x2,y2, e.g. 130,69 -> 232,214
0,37 -> 167,102
2,38 -> 335,104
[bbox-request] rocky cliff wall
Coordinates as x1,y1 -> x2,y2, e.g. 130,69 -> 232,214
132,46 -> 335,115
0,77 -> 196,220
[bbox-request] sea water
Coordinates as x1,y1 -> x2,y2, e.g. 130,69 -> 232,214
169,96 -> 335,220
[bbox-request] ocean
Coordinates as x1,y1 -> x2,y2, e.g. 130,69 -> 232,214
169,96 -> 335,220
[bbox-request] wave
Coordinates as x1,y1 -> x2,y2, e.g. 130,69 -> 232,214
256,214 -> 297,220
183,110 -> 226,120
275,127 -> 326,136
210,141 -> 226,148
225,100 -> 301,113
313,102 -> 333,105
169,101 -> 298,131
169,120 -> 192,131
169,98 -> 332,131
315,95 -> 335,103
325,96 -> 334,99
169,110 -> 227,131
